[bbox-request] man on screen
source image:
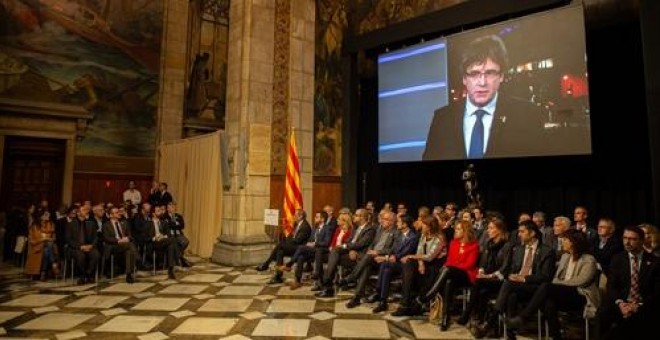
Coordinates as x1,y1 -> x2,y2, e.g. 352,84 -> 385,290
423,35 -> 546,160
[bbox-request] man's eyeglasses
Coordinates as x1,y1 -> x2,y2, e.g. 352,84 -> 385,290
465,70 -> 501,80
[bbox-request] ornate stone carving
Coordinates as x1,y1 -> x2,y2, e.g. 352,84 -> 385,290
271,0 -> 291,175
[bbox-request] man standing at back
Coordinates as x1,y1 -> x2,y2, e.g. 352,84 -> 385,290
423,35 -> 546,160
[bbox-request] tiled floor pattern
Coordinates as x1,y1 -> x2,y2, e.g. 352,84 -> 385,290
0,260 -> 546,339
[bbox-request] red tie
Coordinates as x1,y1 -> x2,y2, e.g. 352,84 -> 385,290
520,246 -> 534,276
630,255 -> 640,302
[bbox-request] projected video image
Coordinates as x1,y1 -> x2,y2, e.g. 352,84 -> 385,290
378,6 -> 591,163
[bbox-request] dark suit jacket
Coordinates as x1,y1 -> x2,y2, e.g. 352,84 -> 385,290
393,230 -> 419,260
593,236 -> 623,275
102,220 -> 133,244
287,219 -> 312,246
369,227 -> 400,256
315,222 -> 337,248
65,218 -> 98,249
144,219 -> 172,241
509,241 -> 556,284
606,251 -> 660,310
423,96 -> 547,160
164,213 -> 185,236
346,225 -> 376,252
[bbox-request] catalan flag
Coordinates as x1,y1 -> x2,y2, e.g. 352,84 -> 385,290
283,129 -> 303,236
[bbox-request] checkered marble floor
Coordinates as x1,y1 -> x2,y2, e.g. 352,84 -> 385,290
0,259 -> 541,339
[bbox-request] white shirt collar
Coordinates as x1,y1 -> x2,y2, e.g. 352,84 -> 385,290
463,93 -> 498,155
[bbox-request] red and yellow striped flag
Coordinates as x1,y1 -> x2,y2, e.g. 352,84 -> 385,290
283,129 -> 303,236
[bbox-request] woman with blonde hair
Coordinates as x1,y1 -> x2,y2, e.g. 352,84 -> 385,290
311,212 -> 352,291
417,220 -> 480,330
639,223 -> 659,257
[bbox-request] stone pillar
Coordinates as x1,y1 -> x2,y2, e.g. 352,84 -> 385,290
156,0 -> 189,174
212,0 -> 315,266
212,0 -> 277,265
290,0 -> 315,212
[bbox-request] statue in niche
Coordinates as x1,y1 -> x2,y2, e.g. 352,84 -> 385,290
462,163 -> 481,206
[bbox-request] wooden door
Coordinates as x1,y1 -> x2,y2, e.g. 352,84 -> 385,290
0,137 -> 65,212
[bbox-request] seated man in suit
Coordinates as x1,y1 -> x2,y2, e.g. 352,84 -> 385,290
66,205 -> 100,285
599,225 -> 660,339
164,202 -> 191,267
316,208 -> 376,298
146,205 -> 177,280
278,210 -> 337,289
256,209 -> 312,284
102,207 -> 138,283
495,220 -> 555,338
423,34 -> 547,160
593,217 -> 623,275
369,213 -> 419,313
340,211 -> 401,308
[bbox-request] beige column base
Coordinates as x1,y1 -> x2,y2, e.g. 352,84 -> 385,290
212,234 -> 275,266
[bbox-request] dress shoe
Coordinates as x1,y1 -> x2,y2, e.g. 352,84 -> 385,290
180,257 -> 191,267
255,264 -> 269,271
126,273 -> 135,284
391,307 -> 410,317
336,278 -> 349,289
288,281 -> 303,290
268,275 -> 284,284
315,288 -> 335,298
278,265 -> 292,272
372,302 -> 388,313
311,283 -> 323,292
303,263 -> 314,272
77,277 -> 86,285
506,316 -> 524,330
365,293 -> 379,303
440,315 -> 450,331
167,268 -> 176,280
457,312 -> 470,326
345,297 -> 361,309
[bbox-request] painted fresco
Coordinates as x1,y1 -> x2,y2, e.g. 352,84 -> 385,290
351,0 -> 466,34
0,0 -> 162,157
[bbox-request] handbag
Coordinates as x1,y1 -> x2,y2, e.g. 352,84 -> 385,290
428,293 -> 444,323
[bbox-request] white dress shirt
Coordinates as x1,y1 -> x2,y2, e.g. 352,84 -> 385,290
463,93 -> 498,155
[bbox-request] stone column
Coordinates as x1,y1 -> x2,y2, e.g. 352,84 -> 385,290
156,0 -> 189,174
290,0 -> 315,212
212,0 -> 277,265
62,138 -> 75,205
212,0 -> 315,266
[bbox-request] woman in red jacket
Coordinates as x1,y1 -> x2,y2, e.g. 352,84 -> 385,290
417,220 -> 480,330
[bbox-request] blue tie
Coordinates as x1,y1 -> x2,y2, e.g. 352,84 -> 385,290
468,110 -> 486,158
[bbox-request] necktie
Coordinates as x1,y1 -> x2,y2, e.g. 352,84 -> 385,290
468,109 -> 487,158
630,255 -> 640,302
520,246 -> 534,275
115,221 -> 123,239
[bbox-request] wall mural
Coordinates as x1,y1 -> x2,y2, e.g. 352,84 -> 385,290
314,0 -> 465,176
0,0 -> 162,157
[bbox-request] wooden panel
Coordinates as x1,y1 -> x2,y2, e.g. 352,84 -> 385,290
313,176 -> 342,215
71,173 -> 153,205
269,176 -> 342,215
74,156 -> 154,175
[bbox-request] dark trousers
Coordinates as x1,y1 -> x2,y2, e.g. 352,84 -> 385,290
151,237 -> 176,269
105,242 -> 138,274
495,280 -> 541,318
348,254 -> 379,297
71,248 -> 100,277
599,299 -> 653,340
313,247 -> 330,285
287,245 -> 316,281
376,261 -> 403,301
322,248 -> 356,288
173,234 -> 189,263
424,266 -> 472,318
264,241 -> 299,267
400,259 -> 442,307
541,284 -> 586,338
464,278 -> 504,322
